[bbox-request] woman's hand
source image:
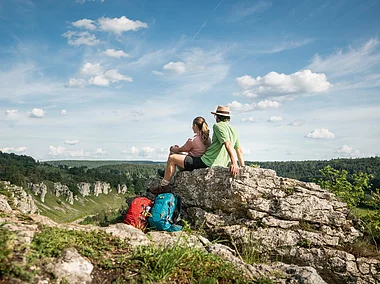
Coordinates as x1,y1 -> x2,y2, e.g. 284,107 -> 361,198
170,145 -> 179,154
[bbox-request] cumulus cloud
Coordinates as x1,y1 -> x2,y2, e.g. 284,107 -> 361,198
228,100 -> 280,112
288,120 -> 304,127
122,146 -> 140,155
88,75 -> 109,86
241,117 -> 258,123
5,110 -> 18,115
94,148 -> 107,156
104,69 -> 133,83
268,116 -> 283,122
334,145 -> 362,157
163,61 -> 186,73
62,31 -> 101,46
72,19 -> 97,30
139,147 -> 155,157
64,140 -> 79,145
102,49 -> 130,58
0,147 -> 27,153
61,110 -> 67,115
67,78 -> 86,87
257,100 -> 280,109
71,63 -> 132,87
305,128 -> 335,139
307,38 -> 380,78
80,63 -> 103,75
49,146 -> 90,157
28,108 -> 45,118
235,70 -> 331,99
98,16 -> 148,34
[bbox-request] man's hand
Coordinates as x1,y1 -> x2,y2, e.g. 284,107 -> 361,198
228,164 -> 239,176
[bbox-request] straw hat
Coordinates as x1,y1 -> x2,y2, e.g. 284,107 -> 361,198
211,105 -> 233,117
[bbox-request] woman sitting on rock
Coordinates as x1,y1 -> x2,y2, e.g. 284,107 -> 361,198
150,116 -> 211,194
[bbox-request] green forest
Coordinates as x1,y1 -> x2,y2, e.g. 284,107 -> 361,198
0,152 -> 165,195
1,152 -> 379,194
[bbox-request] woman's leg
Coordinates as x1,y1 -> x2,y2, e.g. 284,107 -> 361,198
149,154 -> 186,194
164,153 -> 186,182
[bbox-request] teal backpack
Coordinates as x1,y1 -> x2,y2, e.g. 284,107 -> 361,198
148,193 -> 182,232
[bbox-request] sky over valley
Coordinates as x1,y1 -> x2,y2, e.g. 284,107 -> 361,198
1,0 -> 380,162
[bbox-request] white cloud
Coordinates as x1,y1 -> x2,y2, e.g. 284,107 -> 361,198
102,49 -> 130,58
163,61 -> 186,73
288,120 -> 304,127
228,100 -> 280,112
80,63 -> 103,76
268,116 -> 283,122
104,69 -> 133,83
151,70 -> 164,76
28,108 -> 45,118
241,117 -> 258,123
61,110 -> 67,115
235,70 -> 331,99
64,140 -> 79,145
62,31 -> 101,46
122,146 -> 140,154
229,101 -> 256,112
98,16 -> 148,34
72,19 -> 97,30
334,145 -> 362,157
257,100 -> 280,109
88,75 -> 109,86
5,110 -> 18,115
305,128 -> 335,139
67,78 -> 86,87
0,147 -> 27,153
49,146 -> 90,157
94,148 -> 107,156
139,146 -> 155,157
307,38 -> 380,78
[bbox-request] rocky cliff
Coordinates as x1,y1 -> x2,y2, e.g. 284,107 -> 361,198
1,167 -> 379,283
174,167 -> 379,284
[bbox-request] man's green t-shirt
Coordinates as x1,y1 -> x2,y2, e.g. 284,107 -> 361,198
201,121 -> 240,167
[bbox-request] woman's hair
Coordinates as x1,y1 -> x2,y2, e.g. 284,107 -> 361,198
193,116 -> 210,146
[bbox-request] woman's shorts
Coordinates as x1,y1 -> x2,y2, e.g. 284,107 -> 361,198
184,155 -> 208,171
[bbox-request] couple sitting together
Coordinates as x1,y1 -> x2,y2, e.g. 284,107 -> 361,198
149,105 -> 245,194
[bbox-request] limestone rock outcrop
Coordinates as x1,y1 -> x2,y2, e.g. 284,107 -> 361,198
1,181 -> 38,214
117,184 -> 128,194
174,166 -> 379,284
93,181 -> 111,196
54,182 -> 74,205
28,182 -> 47,202
77,182 -> 91,197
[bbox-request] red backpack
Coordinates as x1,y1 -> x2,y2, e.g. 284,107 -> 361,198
124,197 -> 153,230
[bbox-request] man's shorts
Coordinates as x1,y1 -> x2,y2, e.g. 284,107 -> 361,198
184,155 -> 208,171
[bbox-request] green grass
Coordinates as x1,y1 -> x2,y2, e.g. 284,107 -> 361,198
0,225 -> 263,283
33,188 -> 133,223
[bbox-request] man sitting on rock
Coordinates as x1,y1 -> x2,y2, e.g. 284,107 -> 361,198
150,105 -> 245,194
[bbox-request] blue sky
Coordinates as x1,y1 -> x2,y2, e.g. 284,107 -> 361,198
1,0 -> 379,162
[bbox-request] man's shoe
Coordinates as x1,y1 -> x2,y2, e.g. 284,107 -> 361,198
149,184 -> 171,194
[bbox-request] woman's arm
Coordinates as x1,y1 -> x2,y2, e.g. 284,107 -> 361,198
170,138 -> 193,154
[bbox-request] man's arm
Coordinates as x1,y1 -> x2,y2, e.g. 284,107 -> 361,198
235,147 -> 245,167
224,141 -> 239,176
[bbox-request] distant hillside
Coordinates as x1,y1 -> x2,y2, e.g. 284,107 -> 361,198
247,156 -> 380,189
43,160 -> 165,169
